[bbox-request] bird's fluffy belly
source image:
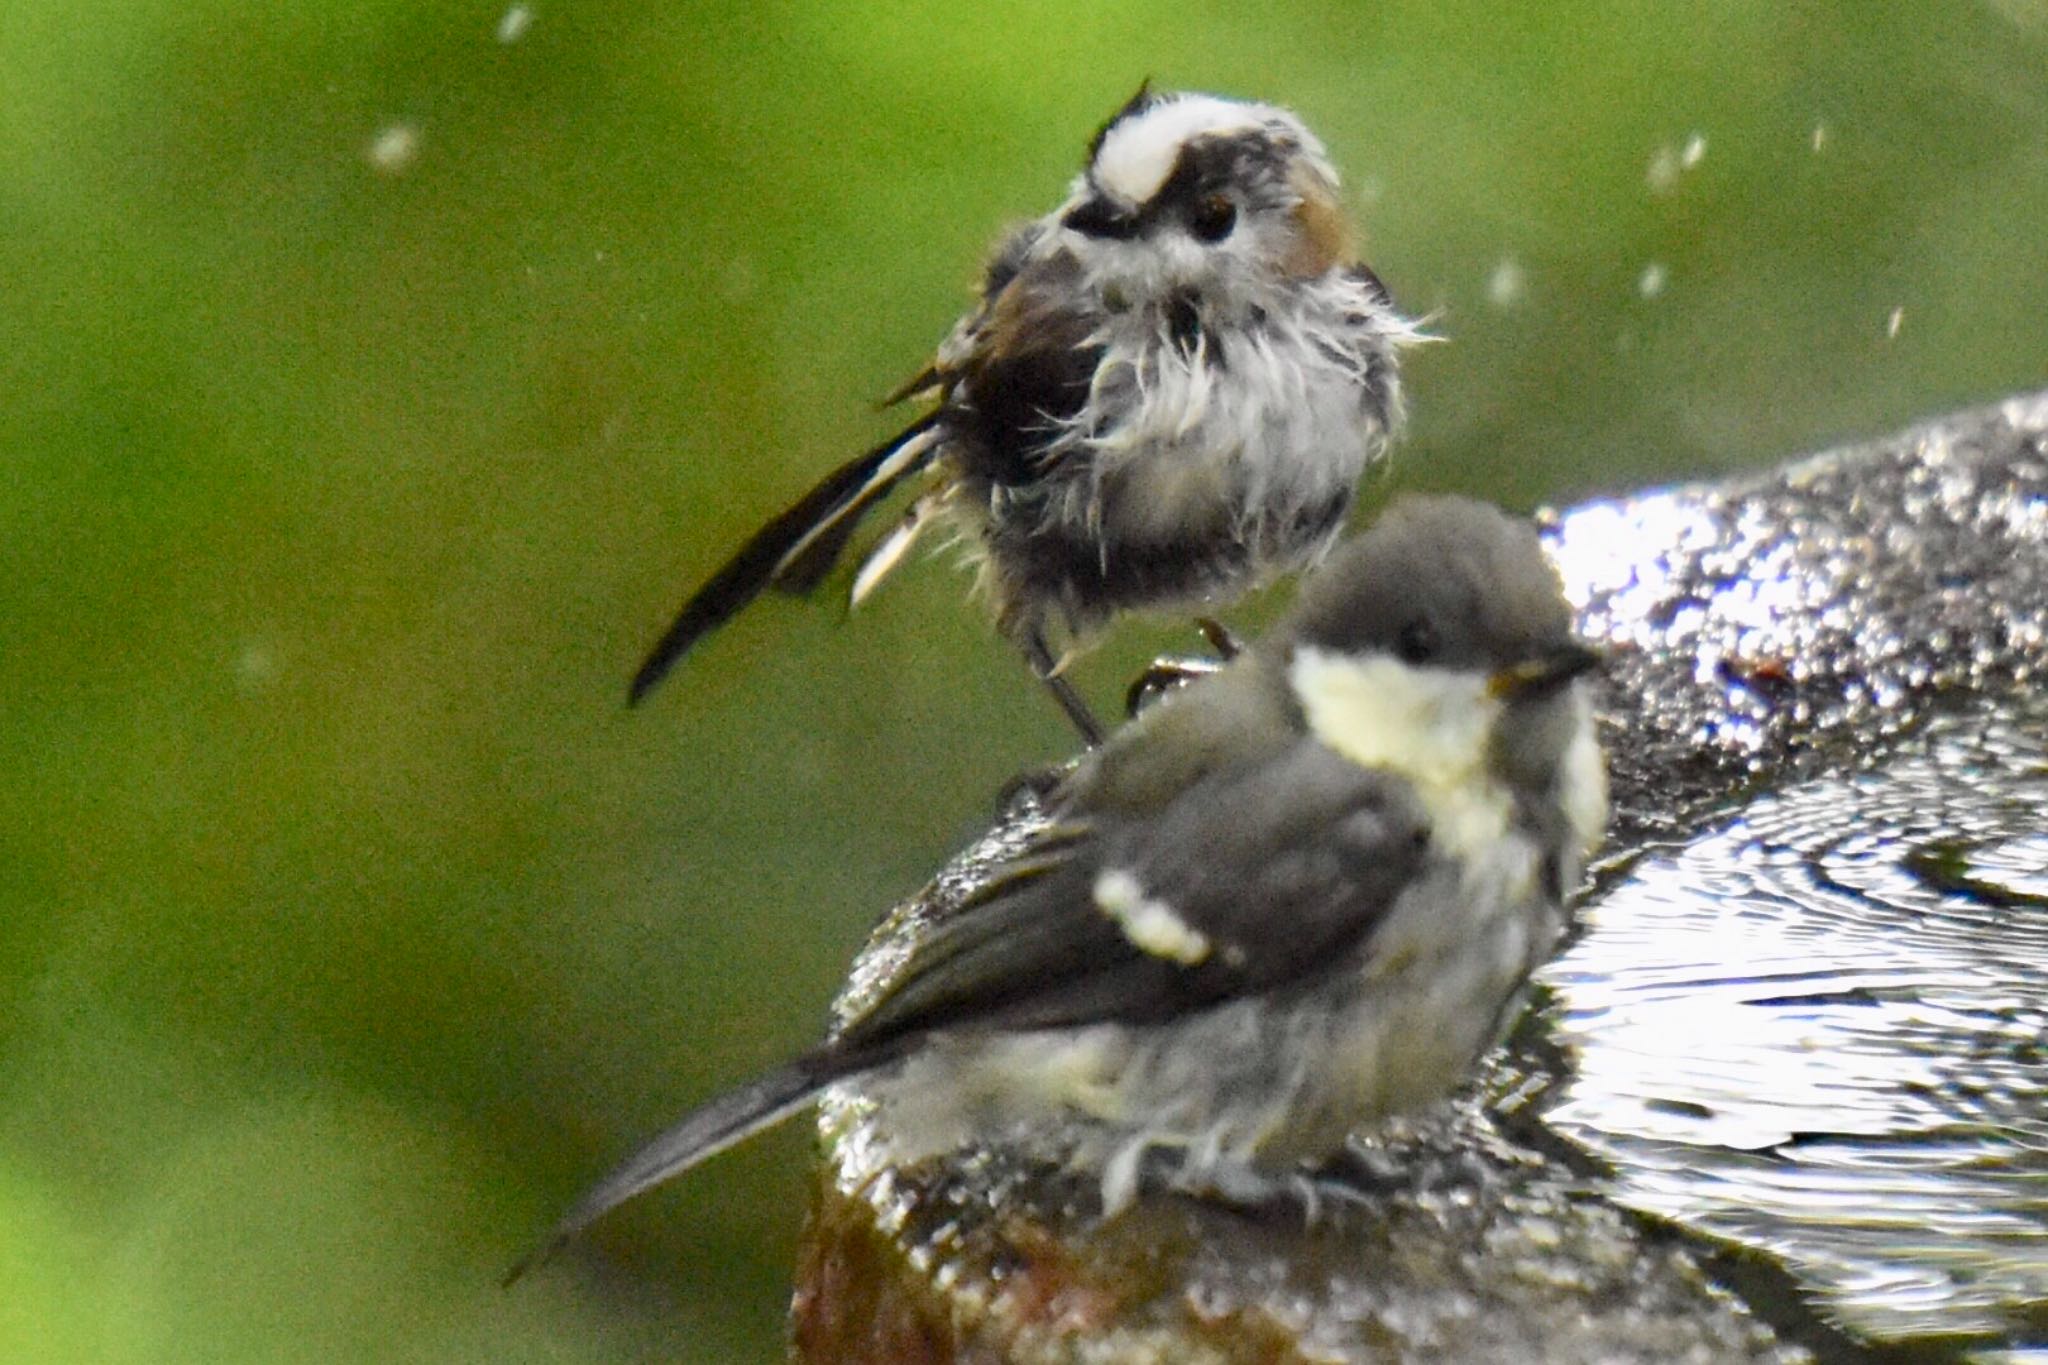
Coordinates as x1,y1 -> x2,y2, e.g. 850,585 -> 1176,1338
975,334 -> 1372,634
1081,313 -> 1380,544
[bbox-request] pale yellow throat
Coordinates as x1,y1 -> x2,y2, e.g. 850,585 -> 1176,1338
1287,646 -> 1511,860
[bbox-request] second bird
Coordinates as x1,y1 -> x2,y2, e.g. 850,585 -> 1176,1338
517,495 -> 1606,1279
630,87 -> 1421,741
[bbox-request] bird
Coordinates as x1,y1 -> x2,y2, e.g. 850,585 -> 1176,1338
512,494 -> 1606,1278
628,85 -> 1421,743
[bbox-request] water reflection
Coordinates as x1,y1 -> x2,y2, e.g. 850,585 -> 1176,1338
1542,697 -> 2048,1346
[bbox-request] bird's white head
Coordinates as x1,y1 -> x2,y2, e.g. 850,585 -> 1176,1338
1057,87 -> 1355,305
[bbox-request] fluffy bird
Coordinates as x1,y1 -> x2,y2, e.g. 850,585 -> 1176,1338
518,495 -> 1605,1275
629,87 -> 1420,741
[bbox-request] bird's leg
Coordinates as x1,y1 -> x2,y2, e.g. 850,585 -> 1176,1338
1124,656 -> 1222,717
1301,1142 -> 1414,1210
1123,618 -> 1243,718
993,763 -> 1069,811
1193,617 -> 1243,660
1023,629 -> 1106,747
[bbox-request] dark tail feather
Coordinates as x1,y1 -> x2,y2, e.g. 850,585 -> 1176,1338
768,499 -> 871,595
504,1053 -> 848,1286
627,413 -> 942,706
767,413 -> 944,594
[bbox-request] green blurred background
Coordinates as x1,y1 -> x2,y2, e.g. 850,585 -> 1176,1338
4,1 -> 2046,1359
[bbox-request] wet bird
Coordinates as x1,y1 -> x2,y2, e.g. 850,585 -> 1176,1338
629,87 -> 1420,742
517,496 -> 1606,1277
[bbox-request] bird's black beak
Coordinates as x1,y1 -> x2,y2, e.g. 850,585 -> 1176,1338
1063,196 -> 1141,241
1488,640 -> 1603,700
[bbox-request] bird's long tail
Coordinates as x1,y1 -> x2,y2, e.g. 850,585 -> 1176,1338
506,1051 -> 855,1284
627,414 -> 943,704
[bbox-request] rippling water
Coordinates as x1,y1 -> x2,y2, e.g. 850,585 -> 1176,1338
1542,695 -> 2048,1350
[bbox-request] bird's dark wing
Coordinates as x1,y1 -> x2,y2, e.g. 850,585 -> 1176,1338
840,741 -> 1430,1050
947,245 -> 1106,488
875,218 -> 1058,413
748,222 -> 1069,578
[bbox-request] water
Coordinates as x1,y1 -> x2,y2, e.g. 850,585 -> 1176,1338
1544,696 -> 2048,1348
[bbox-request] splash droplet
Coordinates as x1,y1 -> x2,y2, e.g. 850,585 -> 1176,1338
497,4 -> 533,44
1486,257 -> 1526,309
365,122 -> 420,174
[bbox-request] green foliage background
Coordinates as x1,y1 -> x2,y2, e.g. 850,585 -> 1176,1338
4,2 -> 2045,1360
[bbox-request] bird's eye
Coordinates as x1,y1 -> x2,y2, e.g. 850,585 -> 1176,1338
1189,194 -> 1237,243
1396,618 -> 1437,664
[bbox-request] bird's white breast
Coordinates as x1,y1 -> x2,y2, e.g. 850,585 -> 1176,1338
1048,289 -> 1388,551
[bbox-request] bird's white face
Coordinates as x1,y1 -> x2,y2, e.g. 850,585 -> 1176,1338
1276,496 -> 1611,867
1288,646 -> 1511,862
1048,93 -> 1353,312
1287,643 -> 1608,865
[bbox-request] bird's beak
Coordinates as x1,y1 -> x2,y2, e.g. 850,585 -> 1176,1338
1063,195 -> 1141,241
1488,640 -> 1603,700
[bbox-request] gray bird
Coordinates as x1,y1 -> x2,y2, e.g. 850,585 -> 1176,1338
628,87 -> 1420,742
516,494 -> 1604,1277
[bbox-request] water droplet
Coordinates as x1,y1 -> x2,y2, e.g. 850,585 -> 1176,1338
497,3 -> 533,43
365,122 -> 420,174
1646,146 -> 1681,193
1485,257 -> 1526,309
234,641 -> 279,692
1648,134 -> 1706,193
